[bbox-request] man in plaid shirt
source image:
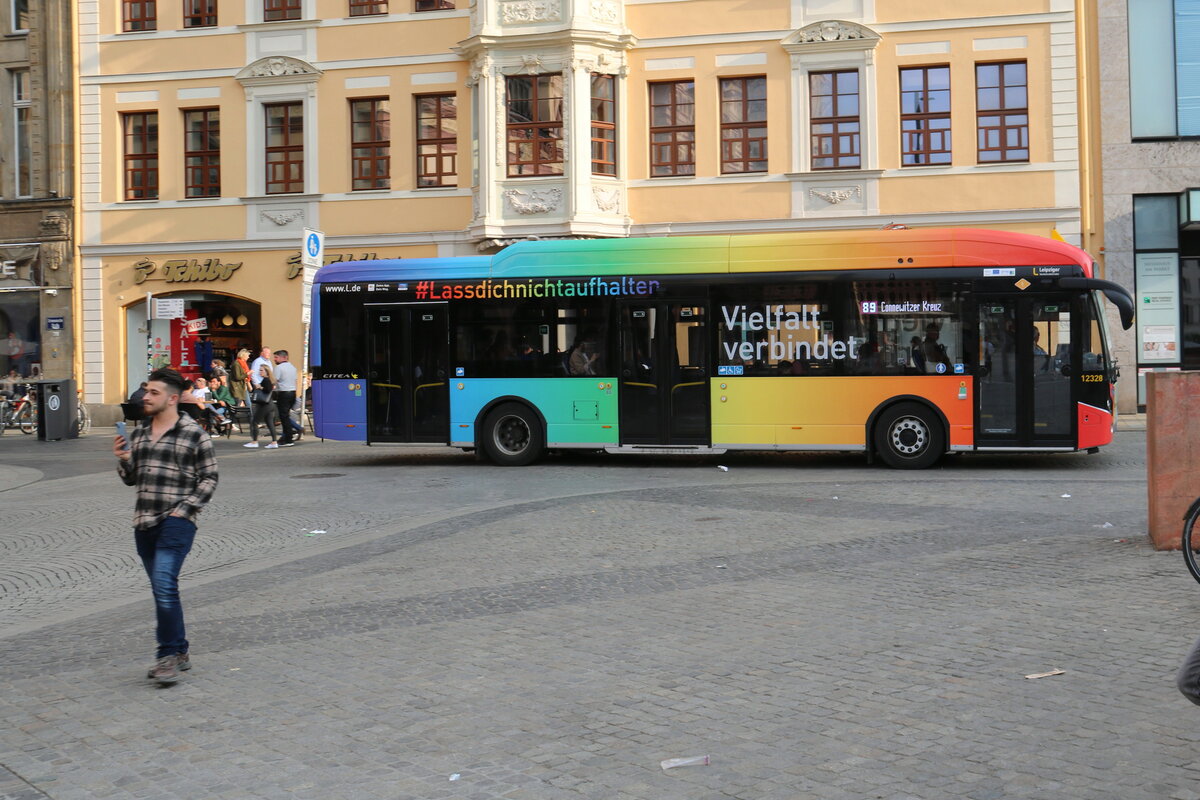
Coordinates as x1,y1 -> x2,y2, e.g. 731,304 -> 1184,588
114,367 -> 219,686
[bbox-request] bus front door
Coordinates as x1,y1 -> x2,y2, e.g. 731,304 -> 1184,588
976,296 -> 1075,449
618,302 -> 709,446
365,303 -> 450,444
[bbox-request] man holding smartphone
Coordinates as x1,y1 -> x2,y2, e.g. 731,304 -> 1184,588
113,367 -> 219,686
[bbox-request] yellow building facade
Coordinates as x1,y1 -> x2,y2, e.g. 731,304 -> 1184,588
78,0 -> 1099,413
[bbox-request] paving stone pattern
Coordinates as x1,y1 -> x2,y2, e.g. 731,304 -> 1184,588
1,432 -> 1199,799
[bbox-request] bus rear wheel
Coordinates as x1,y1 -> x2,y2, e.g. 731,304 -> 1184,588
874,402 -> 944,470
481,403 -> 544,466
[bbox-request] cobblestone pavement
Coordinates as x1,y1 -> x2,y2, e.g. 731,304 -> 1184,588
1,427 -> 1198,800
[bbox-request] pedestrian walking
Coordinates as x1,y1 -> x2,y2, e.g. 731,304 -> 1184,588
113,367 -> 218,686
272,349 -> 299,446
245,362 -> 279,448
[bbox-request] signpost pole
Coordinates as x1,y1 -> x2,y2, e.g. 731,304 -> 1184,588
145,292 -> 154,383
300,229 -> 324,425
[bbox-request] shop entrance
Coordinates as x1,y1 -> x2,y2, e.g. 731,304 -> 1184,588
125,294 -> 261,395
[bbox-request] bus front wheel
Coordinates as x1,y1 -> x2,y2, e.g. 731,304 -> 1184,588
481,403 -> 544,466
873,402 -> 945,470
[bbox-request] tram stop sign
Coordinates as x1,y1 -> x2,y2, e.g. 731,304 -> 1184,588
302,228 -> 325,269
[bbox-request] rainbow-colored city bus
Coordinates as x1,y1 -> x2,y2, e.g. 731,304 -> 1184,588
310,228 -> 1133,468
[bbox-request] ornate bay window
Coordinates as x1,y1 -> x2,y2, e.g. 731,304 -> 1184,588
506,73 -> 564,177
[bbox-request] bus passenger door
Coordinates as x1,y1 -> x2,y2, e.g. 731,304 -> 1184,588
618,302 -> 709,446
366,304 -> 449,443
976,296 -> 1075,448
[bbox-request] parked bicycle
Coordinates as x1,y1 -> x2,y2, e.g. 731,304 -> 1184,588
76,390 -> 91,435
0,384 -> 36,435
1182,499 -> 1200,584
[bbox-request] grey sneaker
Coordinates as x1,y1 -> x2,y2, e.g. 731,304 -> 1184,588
147,652 -> 190,681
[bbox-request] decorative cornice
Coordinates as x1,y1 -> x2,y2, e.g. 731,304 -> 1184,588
781,20 -> 880,55
236,56 -> 322,86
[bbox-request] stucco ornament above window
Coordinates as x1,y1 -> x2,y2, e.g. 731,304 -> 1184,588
236,56 -> 322,87
504,188 -> 562,215
780,20 -> 880,56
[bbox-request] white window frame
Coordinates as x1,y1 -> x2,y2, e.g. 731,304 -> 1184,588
782,21 -> 880,173
245,89 -> 318,196
10,0 -> 29,33
13,69 -> 32,198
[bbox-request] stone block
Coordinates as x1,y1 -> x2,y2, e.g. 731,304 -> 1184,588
1146,371 -> 1200,549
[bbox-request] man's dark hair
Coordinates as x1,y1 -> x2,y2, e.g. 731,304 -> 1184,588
275,349 -> 289,359
147,367 -> 186,397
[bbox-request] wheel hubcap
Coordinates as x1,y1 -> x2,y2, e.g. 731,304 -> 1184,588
494,415 -> 530,456
890,417 -> 928,456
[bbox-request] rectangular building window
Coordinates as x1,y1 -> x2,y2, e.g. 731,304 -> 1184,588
13,70 -> 31,197
591,74 -> 617,176
900,65 -> 951,166
649,80 -> 695,177
123,0 -> 157,31
350,98 -> 391,190
416,93 -> 456,188
1129,0 -> 1200,137
415,0 -> 453,9
506,74 -> 563,177
263,0 -> 301,21
123,111 -> 159,200
11,0 -> 29,32
976,61 -> 1028,162
184,108 -> 220,197
810,70 -> 860,170
349,0 -> 387,14
720,76 -> 767,173
265,102 -> 303,194
183,0 -> 217,27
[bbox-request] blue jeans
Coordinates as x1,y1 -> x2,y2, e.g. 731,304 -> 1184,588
135,516 -> 196,658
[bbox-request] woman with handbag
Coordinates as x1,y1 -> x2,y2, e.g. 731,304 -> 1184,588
230,348 -> 251,407
244,363 -> 279,449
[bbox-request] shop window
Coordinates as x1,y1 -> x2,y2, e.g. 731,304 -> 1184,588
123,0 -> 156,31
351,98 -> 391,190
719,75 -> 767,174
506,74 -> 563,177
264,0 -> 300,21
265,102 -> 303,194
0,289 -> 41,379
349,0 -> 387,14
900,65 -> 951,166
416,93 -> 456,188
184,108 -> 220,197
591,74 -> 617,176
649,80 -> 694,177
183,0 -> 217,26
12,69 -> 31,198
810,70 -> 860,170
976,61 -> 1028,163
123,111 -> 159,201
